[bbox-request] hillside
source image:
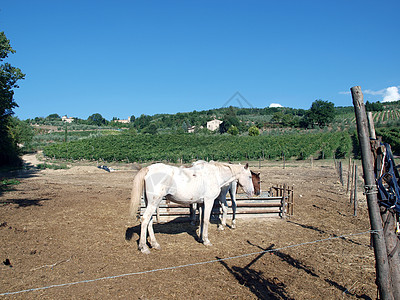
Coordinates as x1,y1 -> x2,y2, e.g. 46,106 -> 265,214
27,101 -> 400,162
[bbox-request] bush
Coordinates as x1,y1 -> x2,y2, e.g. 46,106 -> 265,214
248,126 -> 260,136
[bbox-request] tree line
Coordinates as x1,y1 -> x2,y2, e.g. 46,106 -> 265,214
29,99 -> 338,135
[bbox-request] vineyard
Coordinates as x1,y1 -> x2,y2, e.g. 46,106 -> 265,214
333,108 -> 400,127
376,127 -> 400,154
43,131 -> 353,163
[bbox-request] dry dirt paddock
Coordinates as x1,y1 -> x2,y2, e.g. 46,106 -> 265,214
0,156 -> 376,299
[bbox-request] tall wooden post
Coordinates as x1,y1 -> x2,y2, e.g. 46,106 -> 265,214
351,86 -> 393,300
367,112 -> 377,139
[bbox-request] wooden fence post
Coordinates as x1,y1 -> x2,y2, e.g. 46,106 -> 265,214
350,161 -> 355,203
351,86 -> 393,300
339,161 -> 343,186
282,184 -> 287,217
367,111 -> 377,140
353,165 -> 357,216
346,157 -> 352,194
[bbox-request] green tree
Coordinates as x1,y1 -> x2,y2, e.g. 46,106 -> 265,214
142,123 -> 158,135
227,125 -> 239,135
133,114 -> 152,129
87,113 -> 106,126
0,32 -> 25,166
304,100 -> 335,128
248,125 -> 260,136
220,106 -> 240,133
8,117 -> 34,148
46,113 -> 61,121
271,111 -> 284,124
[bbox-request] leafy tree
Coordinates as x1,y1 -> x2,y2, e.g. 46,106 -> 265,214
271,111 -> 284,124
248,125 -> 260,136
220,106 -> 240,133
227,125 -> 239,135
8,117 -> 34,147
142,123 -> 158,135
182,121 -> 188,133
129,115 -> 136,123
303,100 -> 335,128
0,32 -> 25,166
133,114 -> 151,129
46,113 -> 61,120
87,113 -> 106,126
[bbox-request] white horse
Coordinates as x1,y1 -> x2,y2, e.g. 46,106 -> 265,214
190,181 -> 238,230
130,161 -> 254,254
190,170 -> 261,230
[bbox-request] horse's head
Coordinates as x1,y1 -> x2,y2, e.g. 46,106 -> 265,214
236,163 -> 254,197
251,171 -> 261,196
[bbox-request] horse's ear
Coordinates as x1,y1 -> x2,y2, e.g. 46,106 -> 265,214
257,172 -> 260,176
245,163 -> 249,169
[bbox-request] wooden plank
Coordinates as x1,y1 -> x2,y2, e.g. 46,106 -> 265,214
143,207 -> 282,215
154,212 -> 281,223
139,187 -> 293,222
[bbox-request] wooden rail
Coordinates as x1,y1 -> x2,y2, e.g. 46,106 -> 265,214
140,187 -> 294,223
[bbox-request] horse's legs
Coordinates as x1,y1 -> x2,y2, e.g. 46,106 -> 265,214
230,182 -> 237,229
139,201 -> 159,254
189,203 -> 197,226
147,216 -> 161,250
198,202 -> 204,241
218,197 -> 228,231
201,199 -> 213,246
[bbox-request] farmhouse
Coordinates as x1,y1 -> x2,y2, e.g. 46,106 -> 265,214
61,115 -> 75,123
207,119 -> 222,131
114,117 -> 132,124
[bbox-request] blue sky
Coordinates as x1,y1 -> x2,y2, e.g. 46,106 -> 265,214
1,0 -> 399,120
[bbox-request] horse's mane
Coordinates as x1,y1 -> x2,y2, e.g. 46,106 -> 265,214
188,160 -> 248,176
207,161 -> 245,175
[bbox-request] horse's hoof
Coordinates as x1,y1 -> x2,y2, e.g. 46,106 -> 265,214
139,246 -> 151,254
231,224 -> 236,229
203,240 -> 213,247
218,225 -> 225,231
151,242 -> 161,250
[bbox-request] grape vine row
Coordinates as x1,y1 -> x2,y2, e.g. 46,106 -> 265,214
43,131 -> 353,163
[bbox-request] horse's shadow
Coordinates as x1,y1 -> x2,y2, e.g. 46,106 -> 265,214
125,218 -> 202,245
217,243 -> 294,300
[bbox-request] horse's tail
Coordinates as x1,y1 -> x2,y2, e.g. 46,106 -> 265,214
130,167 -> 149,220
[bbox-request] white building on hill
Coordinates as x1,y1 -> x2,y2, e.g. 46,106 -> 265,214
207,119 -> 222,131
62,115 -> 75,123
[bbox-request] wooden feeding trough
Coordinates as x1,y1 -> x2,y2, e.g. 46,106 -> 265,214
140,185 -> 294,223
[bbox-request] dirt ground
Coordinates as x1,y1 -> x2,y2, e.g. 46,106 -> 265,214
0,155 -> 376,299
